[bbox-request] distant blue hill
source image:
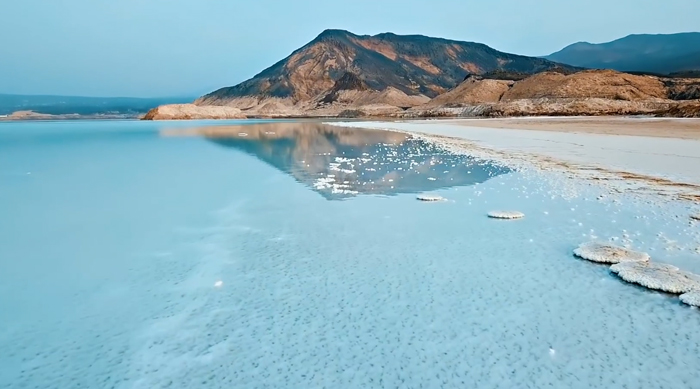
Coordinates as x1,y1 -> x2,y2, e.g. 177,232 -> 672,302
545,32 -> 700,75
0,94 -> 194,116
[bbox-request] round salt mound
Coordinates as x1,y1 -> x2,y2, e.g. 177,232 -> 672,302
610,262 -> 700,294
573,242 -> 650,264
680,291 -> 700,307
487,211 -> 525,219
416,194 -> 445,202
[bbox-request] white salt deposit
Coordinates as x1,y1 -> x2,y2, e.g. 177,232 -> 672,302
326,120 -> 700,188
573,242 -> 650,264
679,291 -> 700,307
487,210 -> 525,219
4,121 -> 700,388
213,280 -> 223,288
610,262 -> 700,294
416,194 -> 445,202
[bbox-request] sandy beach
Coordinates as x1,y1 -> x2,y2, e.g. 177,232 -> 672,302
330,117 -> 700,202
441,117 -> 700,140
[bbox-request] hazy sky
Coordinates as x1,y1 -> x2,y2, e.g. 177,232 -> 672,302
1,0 -> 698,97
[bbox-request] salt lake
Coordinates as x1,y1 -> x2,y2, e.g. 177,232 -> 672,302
1,120 -> 699,388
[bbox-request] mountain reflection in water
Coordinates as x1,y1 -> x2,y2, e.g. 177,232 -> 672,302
162,122 -> 510,200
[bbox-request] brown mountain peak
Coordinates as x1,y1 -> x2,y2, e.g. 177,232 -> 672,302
196,30 -> 578,109
312,29 -> 356,43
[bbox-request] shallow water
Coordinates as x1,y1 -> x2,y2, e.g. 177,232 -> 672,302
1,120 -> 699,388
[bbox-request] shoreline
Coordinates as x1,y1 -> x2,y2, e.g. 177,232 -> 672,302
437,116 -> 700,140
3,113 -> 700,124
326,118 -> 700,204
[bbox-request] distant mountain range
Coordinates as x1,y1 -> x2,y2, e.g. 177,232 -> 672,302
0,94 -> 193,116
545,33 -> 700,75
153,29 -> 696,119
5,30 -> 700,120
196,29 -> 576,112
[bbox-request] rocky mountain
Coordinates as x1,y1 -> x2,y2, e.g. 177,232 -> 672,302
409,69 -> 700,118
545,33 -> 700,75
194,29 -> 575,112
143,30 -> 700,120
142,104 -> 245,120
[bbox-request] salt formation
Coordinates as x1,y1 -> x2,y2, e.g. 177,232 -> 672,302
487,211 -> 525,219
691,214 -> 700,221
573,242 -> 650,264
610,262 -> 700,294
416,194 -> 445,202
214,280 -> 224,288
679,290 -> 700,307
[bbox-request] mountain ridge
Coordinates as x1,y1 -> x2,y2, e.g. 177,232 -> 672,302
545,32 -> 700,74
195,29 -> 576,108
142,30 -> 700,120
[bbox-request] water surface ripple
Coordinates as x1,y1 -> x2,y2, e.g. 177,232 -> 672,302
1,120 -> 699,389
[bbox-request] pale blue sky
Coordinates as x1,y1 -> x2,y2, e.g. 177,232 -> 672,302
1,0 -> 698,97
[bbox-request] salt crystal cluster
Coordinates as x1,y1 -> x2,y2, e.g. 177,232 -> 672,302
573,242 -> 650,264
416,194 -> 445,202
679,290 -> 700,307
487,211 -> 525,219
610,262 -> 700,294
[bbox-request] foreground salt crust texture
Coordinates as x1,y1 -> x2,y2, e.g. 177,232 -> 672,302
610,262 -> 700,294
416,194 -> 446,202
326,119 -> 700,201
3,121 -> 700,389
487,210 -> 525,219
573,242 -> 650,264
680,291 -> 700,307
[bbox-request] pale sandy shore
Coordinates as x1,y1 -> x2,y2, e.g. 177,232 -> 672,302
329,118 -> 700,202
439,117 -> 700,140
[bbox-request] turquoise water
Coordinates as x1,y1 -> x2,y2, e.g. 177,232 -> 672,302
1,120 -> 699,388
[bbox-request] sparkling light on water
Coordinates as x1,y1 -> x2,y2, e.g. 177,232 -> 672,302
1,121 -> 699,388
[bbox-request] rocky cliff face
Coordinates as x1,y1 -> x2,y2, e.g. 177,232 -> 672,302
409,69 -> 700,118
500,70 -> 668,101
142,104 -> 245,120
195,29 -> 575,110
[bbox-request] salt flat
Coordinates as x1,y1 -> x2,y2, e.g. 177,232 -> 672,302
331,118 -> 700,199
444,117 -> 700,140
3,120 -> 700,389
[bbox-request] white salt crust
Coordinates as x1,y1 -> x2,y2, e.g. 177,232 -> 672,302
487,211 -> 525,219
416,194 -> 445,202
573,242 -> 650,264
7,121 -> 700,388
610,262 -> 700,294
679,291 -> 700,307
